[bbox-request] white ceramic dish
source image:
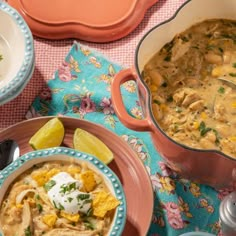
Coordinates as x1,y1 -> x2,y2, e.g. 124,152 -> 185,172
0,2 -> 34,105
179,232 -> 215,236
0,147 -> 126,236
0,55 -> 35,104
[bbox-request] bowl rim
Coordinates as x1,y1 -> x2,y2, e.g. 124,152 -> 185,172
0,54 -> 35,105
134,0 -> 236,161
0,2 -> 34,104
0,147 -> 127,236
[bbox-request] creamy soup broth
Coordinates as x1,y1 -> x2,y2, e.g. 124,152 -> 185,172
0,161 -> 120,236
143,19 -> 236,158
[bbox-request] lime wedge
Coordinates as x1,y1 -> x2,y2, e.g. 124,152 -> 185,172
73,128 -> 114,164
29,118 -> 65,150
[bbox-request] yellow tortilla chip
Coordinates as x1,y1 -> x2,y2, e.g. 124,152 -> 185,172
92,191 -> 120,218
80,170 -> 96,192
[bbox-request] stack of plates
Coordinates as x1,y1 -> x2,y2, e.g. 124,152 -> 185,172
0,2 -> 34,105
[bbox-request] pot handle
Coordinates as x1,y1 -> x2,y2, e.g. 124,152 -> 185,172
111,68 -> 153,132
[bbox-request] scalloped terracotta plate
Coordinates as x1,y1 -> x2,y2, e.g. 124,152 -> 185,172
7,0 -> 158,42
0,116 -> 154,235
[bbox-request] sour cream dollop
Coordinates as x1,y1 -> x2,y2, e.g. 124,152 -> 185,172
45,172 -> 92,214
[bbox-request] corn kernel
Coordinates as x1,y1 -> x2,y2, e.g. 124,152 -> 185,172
160,104 -> 167,111
211,67 -> 222,77
67,166 -> 81,176
27,198 -> 36,207
232,102 -> 236,108
229,136 -> 236,142
46,168 -> 60,179
200,112 -> 207,120
16,204 -> 23,209
60,211 -> 80,222
31,170 -> 48,186
42,214 -> 57,227
193,121 -> 199,129
150,84 -> 158,92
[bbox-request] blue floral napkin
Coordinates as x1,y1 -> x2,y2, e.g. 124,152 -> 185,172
27,41 -> 227,236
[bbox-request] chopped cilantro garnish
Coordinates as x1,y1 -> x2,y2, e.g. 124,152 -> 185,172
86,208 -> 93,216
36,203 -> 43,213
57,203 -> 65,210
153,99 -> 161,105
218,47 -> 224,53
181,36 -> 189,42
175,106 -> 182,113
52,200 -> 57,209
83,199 -> 92,204
77,193 -> 90,201
68,197 -> 73,203
164,54 -> 171,62
218,87 -> 225,94
199,121 -> 212,136
0,55 -> 3,61
232,62 -> 236,68
24,226 -> 32,236
198,121 -> 220,144
84,221 -> 95,230
229,73 -> 236,77
162,82 -> 168,87
60,182 -> 76,194
44,180 -> 56,192
52,200 -> 65,210
206,45 -> 215,50
166,95 -> 173,102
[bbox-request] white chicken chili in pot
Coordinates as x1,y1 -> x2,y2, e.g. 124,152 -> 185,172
142,19 -> 236,158
0,161 -> 120,236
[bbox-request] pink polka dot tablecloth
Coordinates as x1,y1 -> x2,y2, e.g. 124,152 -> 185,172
0,0 -> 186,129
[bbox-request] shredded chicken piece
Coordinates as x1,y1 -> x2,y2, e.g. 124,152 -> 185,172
18,201 -> 33,236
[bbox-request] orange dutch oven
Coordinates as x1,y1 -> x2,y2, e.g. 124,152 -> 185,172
111,0 -> 236,189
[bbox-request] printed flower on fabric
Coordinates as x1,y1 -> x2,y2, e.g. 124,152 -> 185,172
146,165 -> 176,194
178,197 -> 193,218
58,55 -> 79,82
66,92 -> 96,118
123,80 -> 136,93
152,215 -> 165,228
209,221 -> 222,235
121,134 -> 150,162
131,107 -> 143,119
79,46 -> 91,56
189,183 -> 201,197
100,97 -> 114,115
217,186 -> 235,201
163,202 -> 186,229
89,56 -> 101,68
25,106 -> 42,119
197,198 -> 215,213
97,64 -> 116,91
150,172 -> 176,194
159,161 -> 175,177
39,87 -> 52,101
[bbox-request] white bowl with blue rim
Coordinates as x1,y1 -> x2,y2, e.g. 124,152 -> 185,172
0,1 -> 34,105
179,232 -> 215,236
0,147 -> 126,236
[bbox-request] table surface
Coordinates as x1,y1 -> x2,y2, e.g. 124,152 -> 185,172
0,1 -> 229,235
0,0 -> 186,129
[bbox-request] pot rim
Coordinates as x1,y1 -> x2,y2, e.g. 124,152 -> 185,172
134,0 -> 236,161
